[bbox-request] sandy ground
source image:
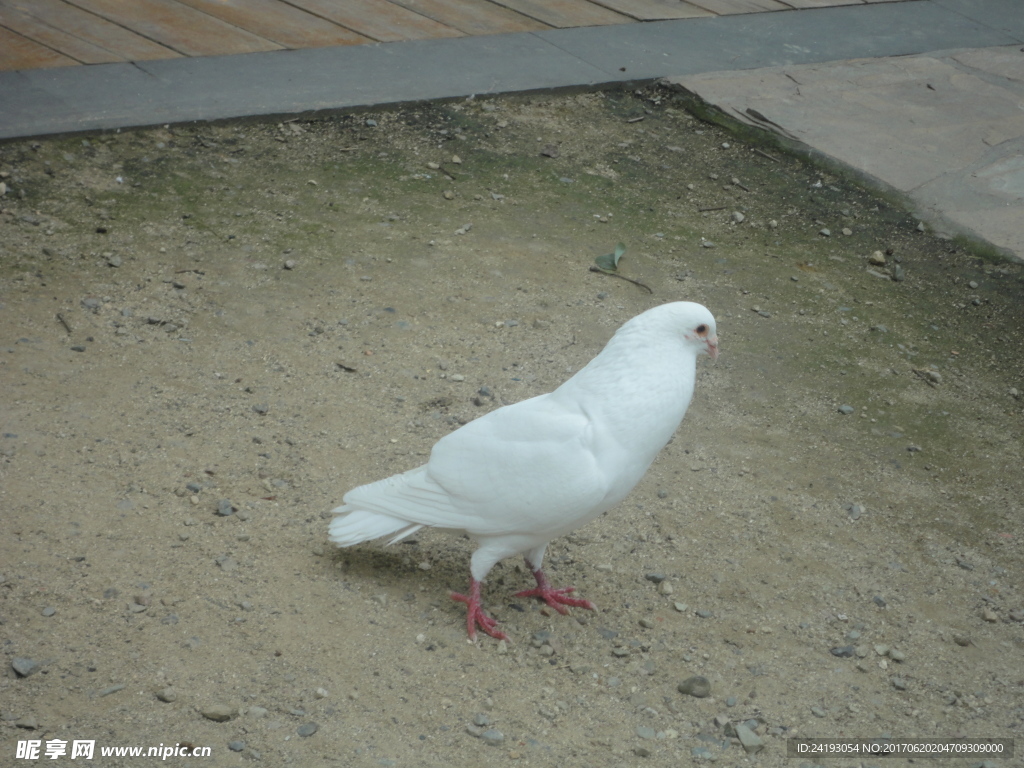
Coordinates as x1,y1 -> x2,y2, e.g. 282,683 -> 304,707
1,88 -> 1022,767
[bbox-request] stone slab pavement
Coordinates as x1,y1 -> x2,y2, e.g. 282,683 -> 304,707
667,45 -> 1024,260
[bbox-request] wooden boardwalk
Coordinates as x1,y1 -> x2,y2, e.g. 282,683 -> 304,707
0,0 -> 906,72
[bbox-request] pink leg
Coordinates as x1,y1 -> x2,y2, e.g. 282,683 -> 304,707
514,567 -> 597,614
450,579 -> 508,642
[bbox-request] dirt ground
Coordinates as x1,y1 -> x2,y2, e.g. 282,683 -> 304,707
1,87 -> 1022,767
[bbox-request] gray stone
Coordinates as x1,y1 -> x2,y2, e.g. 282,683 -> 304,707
636,726 -> 656,739
202,704 -> 237,722
480,729 -> 504,746
735,723 -> 764,753
297,722 -> 319,737
228,741 -> 245,752
216,499 -> 234,516
838,405 -> 855,415
678,676 -> 711,698
12,658 -> 41,677
830,645 -> 856,658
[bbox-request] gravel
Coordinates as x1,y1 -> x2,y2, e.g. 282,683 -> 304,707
1,86 -> 1020,768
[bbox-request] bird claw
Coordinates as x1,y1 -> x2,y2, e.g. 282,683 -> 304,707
450,588 -> 509,642
515,568 -> 597,614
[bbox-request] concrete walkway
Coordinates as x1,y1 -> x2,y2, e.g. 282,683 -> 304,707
1,0 -> 1021,259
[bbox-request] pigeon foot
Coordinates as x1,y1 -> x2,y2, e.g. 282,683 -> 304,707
451,579 -> 509,642
515,568 -> 597,614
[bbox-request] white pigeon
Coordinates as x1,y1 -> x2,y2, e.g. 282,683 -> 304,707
329,301 -> 718,641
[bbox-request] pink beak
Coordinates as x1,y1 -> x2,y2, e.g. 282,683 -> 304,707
707,336 -> 719,360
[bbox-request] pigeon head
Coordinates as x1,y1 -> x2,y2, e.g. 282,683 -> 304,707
647,301 -> 719,360
687,313 -> 719,360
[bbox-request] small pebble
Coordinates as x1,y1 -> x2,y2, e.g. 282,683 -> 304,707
12,658 -> 41,677
735,723 -> 764,753
202,704 -> 236,722
157,687 -> 177,703
677,676 -> 711,698
228,741 -> 245,752
810,705 -> 827,718
283,259 -> 296,270
838,405 -> 855,415
41,606 -> 56,617
636,726 -> 656,739
216,499 -> 234,516
480,729 -> 504,746
297,722 -> 319,737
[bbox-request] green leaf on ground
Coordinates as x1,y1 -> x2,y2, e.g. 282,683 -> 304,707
595,242 -> 626,272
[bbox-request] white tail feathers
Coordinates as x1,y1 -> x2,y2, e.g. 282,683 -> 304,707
328,506 -> 423,547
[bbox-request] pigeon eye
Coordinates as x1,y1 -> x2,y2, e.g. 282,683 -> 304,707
695,324 -> 708,335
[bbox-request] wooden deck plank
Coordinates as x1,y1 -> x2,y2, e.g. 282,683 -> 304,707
387,0 -> 551,35
174,0 -> 371,49
590,0 -> 714,20
686,0 -> 791,14
284,0 -> 463,42
488,0 -> 632,28
0,4 -> 123,63
63,0 -> 284,56
2,0 -> 180,62
0,25 -> 78,69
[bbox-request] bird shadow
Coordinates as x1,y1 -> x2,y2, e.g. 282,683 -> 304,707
324,535 -> 532,628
